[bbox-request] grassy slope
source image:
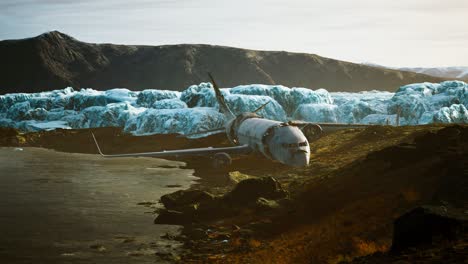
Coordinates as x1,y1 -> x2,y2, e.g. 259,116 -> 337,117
180,125 -> 467,263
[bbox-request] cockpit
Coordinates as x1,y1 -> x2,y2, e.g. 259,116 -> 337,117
282,141 -> 308,148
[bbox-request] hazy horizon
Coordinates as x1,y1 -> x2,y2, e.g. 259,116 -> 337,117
1,0 -> 467,68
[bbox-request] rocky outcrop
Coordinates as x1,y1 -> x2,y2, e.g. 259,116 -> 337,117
346,206 -> 468,263
160,190 -> 215,211
391,206 -> 467,252
223,177 -> 288,205
154,177 -> 288,225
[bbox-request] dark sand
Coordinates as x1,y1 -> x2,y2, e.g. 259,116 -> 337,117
0,147 -> 197,263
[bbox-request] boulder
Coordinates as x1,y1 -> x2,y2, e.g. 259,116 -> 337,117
391,206 -> 468,252
224,177 -> 288,205
154,210 -> 191,225
160,189 -> 215,211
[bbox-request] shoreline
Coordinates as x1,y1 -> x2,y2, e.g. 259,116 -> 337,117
0,146 -> 197,263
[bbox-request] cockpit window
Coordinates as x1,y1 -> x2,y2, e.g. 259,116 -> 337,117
282,141 -> 308,148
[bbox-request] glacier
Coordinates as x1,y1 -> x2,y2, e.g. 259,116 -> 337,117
0,81 -> 466,136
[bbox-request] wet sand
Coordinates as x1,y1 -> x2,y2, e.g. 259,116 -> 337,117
0,147 -> 198,263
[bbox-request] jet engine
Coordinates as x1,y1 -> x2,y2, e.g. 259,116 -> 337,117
211,152 -> 232,169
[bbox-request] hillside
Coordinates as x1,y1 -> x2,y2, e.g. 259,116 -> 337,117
0,31 -> 445,94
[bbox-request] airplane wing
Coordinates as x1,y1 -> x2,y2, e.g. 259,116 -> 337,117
314,123 -> 374,133
91,133 -> 252,158
289,121 -> 374,132
288,121 -> 377,141
178,127 -> 225,138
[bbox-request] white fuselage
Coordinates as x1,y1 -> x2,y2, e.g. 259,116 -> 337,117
226,114 -> 310,167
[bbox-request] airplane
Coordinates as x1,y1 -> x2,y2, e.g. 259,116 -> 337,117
92,73 -> 371,168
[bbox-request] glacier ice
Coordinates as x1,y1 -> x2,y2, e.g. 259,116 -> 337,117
137,90 -> 180,107
331,91 -> 393,123
6,101 -> 32,120
16,120 -> 71,132
230,85 -> 332,115
65,89 -> 122,111
124,107 -> 225,135
387,81 -> 468,124
0,81 -> 466,136
361,114 -> 404,126
180,83 -> 221,108
293,104 -> 338,123
153,99 -> 187,109
225,94 -> 287,121
433,104 -> 468,123
230,85 -> 292,109
179,83 -> 287,120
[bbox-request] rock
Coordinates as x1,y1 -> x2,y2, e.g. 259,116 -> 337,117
154,210 -> 191,225
223,177 -> 288,205
165,184 -> 182,188
137,201 -> 155,206
228,171 -> 255,184
160,232 -> 176,240
391,206 -> 468,252
255,197 -> 281,211
157,189 -> 229,224
89,244 -> 106,252
182,228 -> 207,240
0,127 -> 19,146
235,228 -> 254,238
160,189 -> 215,210
245,220 -> 275,235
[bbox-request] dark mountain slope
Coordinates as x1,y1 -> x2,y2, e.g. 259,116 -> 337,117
0,31 -> 446,94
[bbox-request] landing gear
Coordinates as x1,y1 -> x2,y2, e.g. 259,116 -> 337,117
211,152 -> 232,169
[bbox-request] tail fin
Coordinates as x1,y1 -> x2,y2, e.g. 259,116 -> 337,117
208,72 -> 235,119
253,101 -> 270,114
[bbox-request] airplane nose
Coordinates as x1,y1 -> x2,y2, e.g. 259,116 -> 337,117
291,150 -> 310,167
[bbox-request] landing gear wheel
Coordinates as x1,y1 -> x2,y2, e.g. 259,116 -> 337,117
212,152 -> 232,169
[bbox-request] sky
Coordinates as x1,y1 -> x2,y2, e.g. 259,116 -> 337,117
0,0 -> 467,67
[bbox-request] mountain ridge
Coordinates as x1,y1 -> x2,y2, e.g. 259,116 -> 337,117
399,66 -> 468,81
0,31 -> 446,94
362,62 -> 468,82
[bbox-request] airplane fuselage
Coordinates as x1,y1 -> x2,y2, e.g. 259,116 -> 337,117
92,74 -> 312,169
225,113 -> 310,167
